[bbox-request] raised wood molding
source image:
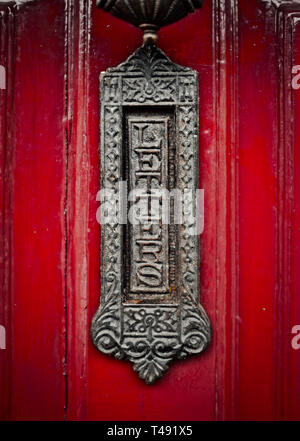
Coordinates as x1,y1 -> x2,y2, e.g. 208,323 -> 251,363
276,4 -> 300,420
213,0 -> 240,421
0,3 -> 15,420
64,0 -> 92,421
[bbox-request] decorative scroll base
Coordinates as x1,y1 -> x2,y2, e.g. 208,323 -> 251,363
91,274 -> 211,384
91,44 -> 211,384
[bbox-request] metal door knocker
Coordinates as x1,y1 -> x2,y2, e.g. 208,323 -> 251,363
91,0 -> 211,384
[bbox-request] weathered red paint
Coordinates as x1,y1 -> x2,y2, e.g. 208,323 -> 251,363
0,0 -> 300,421
0,0 -> 66,421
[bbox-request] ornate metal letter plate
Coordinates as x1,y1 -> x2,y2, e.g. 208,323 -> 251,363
91,44 -> 211,384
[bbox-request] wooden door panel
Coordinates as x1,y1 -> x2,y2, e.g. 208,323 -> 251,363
85,1 -> 216,422
238,0 -> 278,420
0,0 -> 300,421
0,0 -> 66,420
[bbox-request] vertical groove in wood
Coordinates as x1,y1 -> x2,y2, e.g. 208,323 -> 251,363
228,0 -> 240,422
213,0 -> 225,420
282,12 -> 294,421
289,11 -> 300,421
0,4 -> 15,420
65,0 -> 92,421
276,4 -> 299,420
276,7 -> 287,421
213,0 -> 240,421
63,0 -> 73,420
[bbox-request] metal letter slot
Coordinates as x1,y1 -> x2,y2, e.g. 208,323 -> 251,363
91,0 -> 211,384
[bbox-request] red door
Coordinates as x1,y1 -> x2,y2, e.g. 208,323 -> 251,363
1,0 -> 300,421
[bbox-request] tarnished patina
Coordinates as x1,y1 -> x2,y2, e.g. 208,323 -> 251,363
91,43 -> 211,384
